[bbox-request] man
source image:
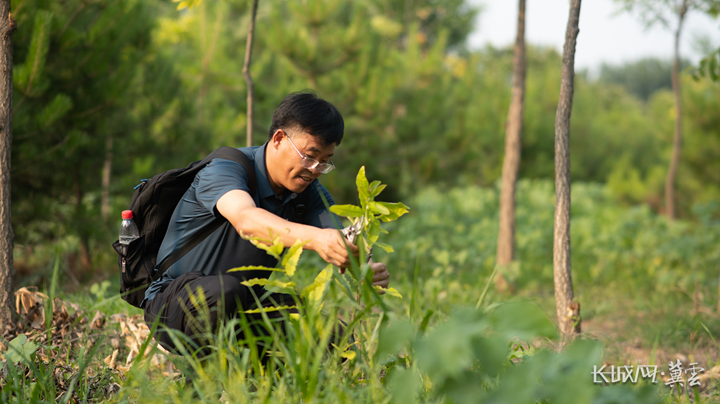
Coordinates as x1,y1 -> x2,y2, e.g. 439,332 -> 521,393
142,91 -> 390,355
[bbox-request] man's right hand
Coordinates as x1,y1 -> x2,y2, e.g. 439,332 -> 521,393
311,228 -> 359,267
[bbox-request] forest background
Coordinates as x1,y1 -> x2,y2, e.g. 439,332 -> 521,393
11,0 -> 720,287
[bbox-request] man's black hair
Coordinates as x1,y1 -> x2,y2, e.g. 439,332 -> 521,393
268,91 -> 344,146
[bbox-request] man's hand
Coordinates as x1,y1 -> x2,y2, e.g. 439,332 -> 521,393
370,261 -> 390,294
311,228 -> 359,267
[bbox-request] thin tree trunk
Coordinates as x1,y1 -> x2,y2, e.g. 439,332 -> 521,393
496,0 -> 526,292
554,0 -> 581,337
243,0 -> 259,148
0,1 -> 15,329
101,134 -> 112,221
664,0 -> 688,221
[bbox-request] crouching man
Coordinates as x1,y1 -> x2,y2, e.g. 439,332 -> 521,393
141,91 -> 390,356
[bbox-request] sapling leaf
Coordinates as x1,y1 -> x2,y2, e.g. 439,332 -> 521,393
369,181 -> 387,198
377,201 -> 410,222
356,166 -> 370,208
374,242 -> 394,253
367,220 -> 381,244
375,286 -> 402,298
369,201 -> 390,215
329,204 -> 364,218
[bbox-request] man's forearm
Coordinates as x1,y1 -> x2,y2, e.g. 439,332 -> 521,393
236,206 -> 326,251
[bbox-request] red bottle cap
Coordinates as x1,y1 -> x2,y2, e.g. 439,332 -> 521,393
121,210 -> 133,220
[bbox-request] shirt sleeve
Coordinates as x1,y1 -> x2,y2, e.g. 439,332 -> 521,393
195,159 -> 250,217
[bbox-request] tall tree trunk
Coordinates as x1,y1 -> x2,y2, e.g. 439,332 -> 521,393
664,0 -> 688,221
243,0 -> 259,148
0,1 -> 15,329
496,0 -> 526,292
554,0 -> 582,337
101,134 -> 112,221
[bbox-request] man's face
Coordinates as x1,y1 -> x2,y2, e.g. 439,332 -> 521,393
267,129 -> 336,195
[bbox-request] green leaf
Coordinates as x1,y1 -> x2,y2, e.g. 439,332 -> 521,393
5,335 -> 37,365
376,286 -> 402,298
367,220 -> 381,244
282,239 -> 307,277
374,242 -> 394,253
369,181 -> 387,198
329,204 -> 364,218
303,265 -> 333,305
489,301 -> 558,340
377,202 -> 410,222
243,305 -> 296,314
386,365 -> 422,404
369,201 -> 390,215
248,236 -> 284,260
356,166 -> 370,208
241,278 -> 296,290
227,265 -> 284,273
376,319 -> 414,362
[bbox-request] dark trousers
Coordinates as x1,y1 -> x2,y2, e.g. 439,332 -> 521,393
143,271 -> 296,358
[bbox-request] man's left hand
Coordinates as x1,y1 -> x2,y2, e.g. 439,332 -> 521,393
370,261 -> 390,293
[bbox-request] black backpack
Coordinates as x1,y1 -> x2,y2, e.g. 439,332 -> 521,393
112,146 -> 258,308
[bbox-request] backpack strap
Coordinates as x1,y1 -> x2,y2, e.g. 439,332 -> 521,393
157,147 -> 256,273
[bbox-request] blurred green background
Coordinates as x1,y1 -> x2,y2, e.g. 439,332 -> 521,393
9,0 -> 720,289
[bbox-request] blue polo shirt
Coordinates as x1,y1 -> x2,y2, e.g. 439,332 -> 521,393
142,142 -> 337,306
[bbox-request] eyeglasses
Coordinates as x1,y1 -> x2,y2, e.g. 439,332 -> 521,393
285,135 -> 335,174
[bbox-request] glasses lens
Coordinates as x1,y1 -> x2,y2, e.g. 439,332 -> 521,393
318,162 -> 334,174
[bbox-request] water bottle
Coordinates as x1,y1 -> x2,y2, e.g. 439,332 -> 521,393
119,210 -> 139,256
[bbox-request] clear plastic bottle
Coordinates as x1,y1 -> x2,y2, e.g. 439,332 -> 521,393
119,210 -> 140,250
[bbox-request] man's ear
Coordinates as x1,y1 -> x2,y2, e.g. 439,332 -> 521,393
270,129 -> 284,150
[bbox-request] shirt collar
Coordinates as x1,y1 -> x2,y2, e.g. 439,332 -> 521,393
254,141 -> 297,203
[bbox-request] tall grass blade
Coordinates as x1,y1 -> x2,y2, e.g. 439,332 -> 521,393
475,264 -> 499,309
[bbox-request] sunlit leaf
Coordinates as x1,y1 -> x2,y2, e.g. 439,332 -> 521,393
376,286 -> 402,298
369,180 -> 387,198
377,202 -> 410,222
356,166 -> 370,208
369,201 -> 390,215
303,265 -> 333,305
282,239 -> 307,277
241,279 -> 296,290
329,204 -> 364,218
248,234 -> 284,260
243,305 -> 296,314
374,242 -> 394,253
227,265 -> 284,273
